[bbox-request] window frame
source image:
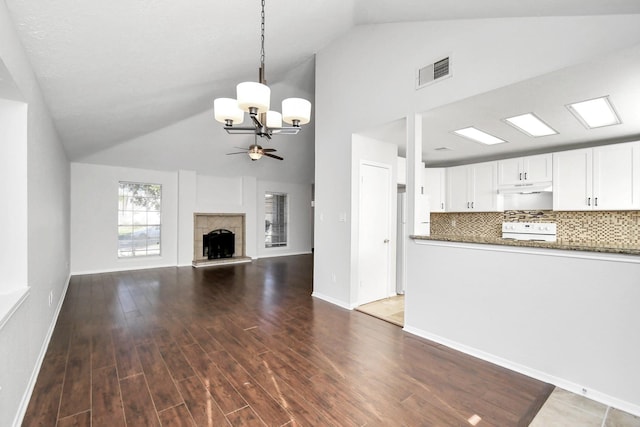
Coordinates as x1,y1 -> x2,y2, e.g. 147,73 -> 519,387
264,191 -> 288,248
117,181 -> 162,258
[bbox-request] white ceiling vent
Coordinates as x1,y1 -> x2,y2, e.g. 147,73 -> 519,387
417,56 -> 451,89
434,146 -> 453,151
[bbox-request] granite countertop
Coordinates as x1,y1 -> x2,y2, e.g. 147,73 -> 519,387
410,234 -> 640,256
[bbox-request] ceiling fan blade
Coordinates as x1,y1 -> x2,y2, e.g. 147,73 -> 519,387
234,146 -> 250,150
262,148 -> 277,152
263,152 -> 284,160
226,152 -> 247,155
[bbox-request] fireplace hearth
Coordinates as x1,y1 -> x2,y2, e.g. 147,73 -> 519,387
203,229 -> 235,259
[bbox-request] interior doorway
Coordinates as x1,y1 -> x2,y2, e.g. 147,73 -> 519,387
357,162 -> 393,305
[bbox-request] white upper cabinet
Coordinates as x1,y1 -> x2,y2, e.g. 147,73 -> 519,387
447,161 -> 501,212
553,141 -> 640,211
498,153 -> 552,186
423,168 -> 446,212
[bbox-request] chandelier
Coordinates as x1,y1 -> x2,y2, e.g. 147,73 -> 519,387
213,0 -> 311,140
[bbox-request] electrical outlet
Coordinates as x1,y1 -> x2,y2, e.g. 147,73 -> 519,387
331,273 -> 337,283
451,219 -> 456,227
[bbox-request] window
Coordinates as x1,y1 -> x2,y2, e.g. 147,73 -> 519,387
118,182 -> 161,257
265,192 -> 287,248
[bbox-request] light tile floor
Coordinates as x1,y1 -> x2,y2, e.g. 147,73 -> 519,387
356,296 -> 640,426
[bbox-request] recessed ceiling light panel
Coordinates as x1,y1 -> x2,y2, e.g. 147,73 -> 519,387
567,96 -> 621,129
453,127 -> 506,145
504,113 -> 558,137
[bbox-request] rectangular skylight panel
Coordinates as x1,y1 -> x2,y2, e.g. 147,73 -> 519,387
453,127 -> 506,145
504,113 -> 558,137
567,96 -> 621,129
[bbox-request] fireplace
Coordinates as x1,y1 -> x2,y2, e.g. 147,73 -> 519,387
203,229 -> 235,259
193,213 -> 250,267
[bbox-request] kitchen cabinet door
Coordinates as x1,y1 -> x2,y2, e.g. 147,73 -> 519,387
471,161 -> 500,211
424,168 -> 446,212
523,153 -> 553,182
498,154 -> 552,186
553,148 -> 592,211
446,165 -> 469,212
497,158 -> 522,186
592,142 -> 640,210
446,162 -> 500,212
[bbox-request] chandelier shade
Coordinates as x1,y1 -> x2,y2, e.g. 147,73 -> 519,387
282,98 -> 311,125
237,82 -> 270,113
212,0 -> 311,144
213,98 -> 244,125
266,111 -> 282,128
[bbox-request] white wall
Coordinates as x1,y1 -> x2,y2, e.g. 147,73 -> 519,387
70,163 -> 179,273
0,2 -> 70,425
77,58 -> 316,186
256,181 -> 313,258
71,163 -> 311,272
314,15 -> 640,308
406,242 -> 640,414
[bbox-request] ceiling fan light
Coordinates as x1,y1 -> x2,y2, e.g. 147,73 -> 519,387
248,151 -> 263,160
237,82 -> 270,113
282,98 -> 311,125
266,111 -> 282,128
213,98 -> 244,125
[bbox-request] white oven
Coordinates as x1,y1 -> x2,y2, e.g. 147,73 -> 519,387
501,222 -> 557,242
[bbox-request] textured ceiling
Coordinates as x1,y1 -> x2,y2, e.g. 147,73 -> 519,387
5,0 -> 640,161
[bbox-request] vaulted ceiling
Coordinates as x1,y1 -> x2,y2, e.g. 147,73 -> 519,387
5,0 -> 640,161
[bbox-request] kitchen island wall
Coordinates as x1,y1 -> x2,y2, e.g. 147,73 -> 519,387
405,239 -> 640,416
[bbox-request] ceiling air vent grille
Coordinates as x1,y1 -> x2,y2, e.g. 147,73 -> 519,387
417,56 -> 451,89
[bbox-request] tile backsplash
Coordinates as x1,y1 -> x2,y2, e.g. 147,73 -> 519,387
431,210 -> 640,247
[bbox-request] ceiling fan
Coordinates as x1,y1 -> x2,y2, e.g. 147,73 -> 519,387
227,144 -> 283,161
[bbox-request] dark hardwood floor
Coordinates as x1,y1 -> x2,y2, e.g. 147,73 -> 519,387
23,254 -> 553,426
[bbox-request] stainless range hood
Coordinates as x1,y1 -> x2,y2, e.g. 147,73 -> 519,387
497,181 -> 552,195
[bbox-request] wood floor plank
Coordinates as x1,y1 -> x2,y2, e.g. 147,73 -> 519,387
92,365 -> 126,427
157,403 -> 197,427
225,406 -> 266,427
180,343 -> 247,414
23,255 -> 553,427
58,326 -> 92,419
212,350 -> 293,427
21,354 -> 67,427
136,341 -> 184,411
119,373 -> 161,427
175,375 -> 230,427
157,342 -> 196,382
112,326 -> 143,379
57,410 -> 91,427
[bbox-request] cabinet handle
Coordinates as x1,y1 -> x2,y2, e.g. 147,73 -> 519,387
519,172 -> 522,180
595,197 -> 598,207
471,201 -> 474,209
587,197 -> 591,206
441,202 -> 444,209
524,172 -> 527,180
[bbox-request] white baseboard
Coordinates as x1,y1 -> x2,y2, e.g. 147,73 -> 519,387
403,325 -> 640,417
71,263 -> 176,275
311,292 -> 353,310
13,274 -> 71,427
256,251 -> 312,259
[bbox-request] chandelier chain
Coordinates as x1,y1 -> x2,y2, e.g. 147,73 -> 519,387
260,0 -> 265,69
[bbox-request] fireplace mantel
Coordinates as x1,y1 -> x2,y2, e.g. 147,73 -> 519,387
192,213 -> 251,267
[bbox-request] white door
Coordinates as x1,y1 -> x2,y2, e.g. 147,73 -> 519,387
358,163 -> 392,305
